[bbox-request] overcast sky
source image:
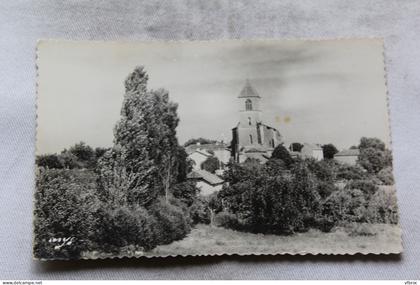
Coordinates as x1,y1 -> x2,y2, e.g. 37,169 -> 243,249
37,39 -> 390,154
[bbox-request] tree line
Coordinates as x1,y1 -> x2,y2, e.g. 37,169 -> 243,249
209,138 -> 397,234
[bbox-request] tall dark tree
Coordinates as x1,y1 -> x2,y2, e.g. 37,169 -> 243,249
65,142 -> 96,168
322,144 -> 338,159
201,156 -> 220,173
36,154 -> 64,169
175,146 -> 193,182
290,142 -> 304,152
357,137 -> 392,174
94,147 -> 108,160
99,66 -> 182,206
359,137 -> 385,151
271,144 -> 294,167
67,142 -> 95,162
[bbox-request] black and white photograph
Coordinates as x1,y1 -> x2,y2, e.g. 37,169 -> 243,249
34,39 -> 401,260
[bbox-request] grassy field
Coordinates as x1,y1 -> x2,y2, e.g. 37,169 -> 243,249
149,223 -> 402,257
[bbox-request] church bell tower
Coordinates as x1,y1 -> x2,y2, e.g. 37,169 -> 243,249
231,79 -> 282,162
239,79 -> 261,127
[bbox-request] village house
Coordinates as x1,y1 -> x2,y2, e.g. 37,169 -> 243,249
186,169 -> 224,196
300,143 -> 324,160
289,143 -> 324,160
185,142 -> 230,195
334,148 -> 360,165
231,80 -> 282,163
185,142 -> 230,170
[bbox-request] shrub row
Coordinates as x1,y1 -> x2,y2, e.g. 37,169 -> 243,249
33,168 -> 194,259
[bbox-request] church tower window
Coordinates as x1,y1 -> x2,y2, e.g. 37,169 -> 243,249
248,117 -> 251,125
245,99 -> 252,111
249,135 -> 253,144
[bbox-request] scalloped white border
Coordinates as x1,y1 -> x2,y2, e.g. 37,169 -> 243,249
34,38 -> 403,261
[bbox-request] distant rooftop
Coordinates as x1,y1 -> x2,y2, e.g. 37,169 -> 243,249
238,79 -> 261,98
335,148 -> 360,157
187,169 -> 224,185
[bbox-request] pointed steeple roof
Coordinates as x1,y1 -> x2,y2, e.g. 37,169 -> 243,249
238,79 -> 261,98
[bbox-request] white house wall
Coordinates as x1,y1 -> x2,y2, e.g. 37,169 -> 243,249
188,152 -> 209,170
197,181 -> 222,196
213,149 -> 231,165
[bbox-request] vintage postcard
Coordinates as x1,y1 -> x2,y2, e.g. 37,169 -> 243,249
34,39 -> 402,260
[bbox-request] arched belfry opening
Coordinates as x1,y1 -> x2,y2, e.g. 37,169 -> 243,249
245,99 -> 253,111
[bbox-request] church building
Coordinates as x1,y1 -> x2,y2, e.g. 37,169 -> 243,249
231,80 -> 282,162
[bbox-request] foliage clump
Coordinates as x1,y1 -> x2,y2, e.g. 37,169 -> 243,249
34,66 -> 197,259
33,169 -> 100,259
215,159 -> 327,235
201,156 -> 220,173
212,137 -> 398,235
184,137 -> 217,147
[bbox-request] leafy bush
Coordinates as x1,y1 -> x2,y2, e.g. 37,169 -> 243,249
313,217 -> 335,233
96,205 -> 159,252
345,179 -> 378,198
33,169 -> 100,259
322,144 -> 338,159
184,137 -> 217,147
336,164 -> 366,181
217,160 -> 323,235
271,144 -> 294,168
65,142 -> 96,168
323,189 -> 367,224
171,181 -> 198,206
149,198 -> 191,245
189,197 -> 211,225
36,154 -> 64,169
305,158 -> 336,182
357,137 -> 392,174
98,196 -> 192,252
317,180 -> 338,199
36,142 -> 107,170
366,187 -> 399,224
359,137 -> 385,151
377,166 -> 394,185
201,156 -> 220,174
214,211 -> 240,229
358,148 -> 388,174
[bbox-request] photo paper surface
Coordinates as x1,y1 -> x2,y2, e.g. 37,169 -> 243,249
34,39 -> 401,260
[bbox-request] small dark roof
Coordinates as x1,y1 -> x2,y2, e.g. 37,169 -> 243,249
187,169 -> 224,185
335,149 -> 360,157
238,79 -> 261,98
